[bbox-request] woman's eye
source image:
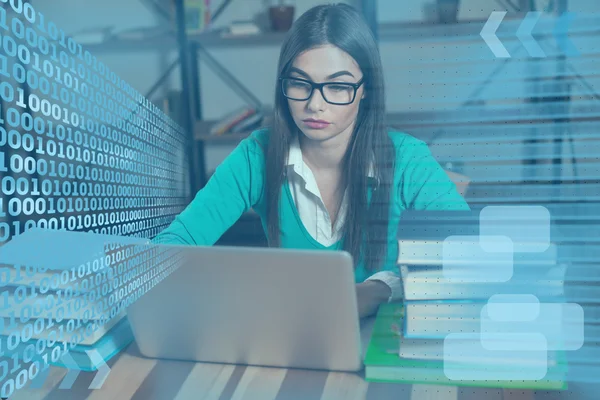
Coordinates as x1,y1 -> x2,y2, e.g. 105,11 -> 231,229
328,85 -> 350,92
289,80 -> 308,88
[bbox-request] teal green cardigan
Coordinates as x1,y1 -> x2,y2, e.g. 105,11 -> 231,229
153,128 -> 470,282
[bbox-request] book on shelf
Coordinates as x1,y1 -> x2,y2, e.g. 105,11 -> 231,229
230,111 -> 264,133
209,106 -> 259,136
364,304 -> 568,389
110,26 -> 171,41
69,26 -> 114,45
222,20 -> 261,36
183,0 -> 211,33
165,0 -> 213,33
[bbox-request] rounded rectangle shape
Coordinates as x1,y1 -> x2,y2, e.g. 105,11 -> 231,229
480,205 -> 550,253
443,235 -> 513,283
481,302 -> 585,351
444,332 -> 548,381
487,294 -> 540,321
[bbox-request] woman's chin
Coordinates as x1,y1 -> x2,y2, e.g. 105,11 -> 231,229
298,128 -> 337,142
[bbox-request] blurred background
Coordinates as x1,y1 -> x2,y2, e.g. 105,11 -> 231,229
1,1 -> 600,397
2,0 -> 599,249
29,0 -> 599,181
30,0 -> 598,247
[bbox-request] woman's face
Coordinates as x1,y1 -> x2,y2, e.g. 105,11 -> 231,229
286,44 -> 365,144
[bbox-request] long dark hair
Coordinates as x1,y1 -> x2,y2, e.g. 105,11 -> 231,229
266,3 -> 394,273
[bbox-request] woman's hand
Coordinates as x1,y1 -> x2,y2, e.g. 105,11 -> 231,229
356,280 -> 391,319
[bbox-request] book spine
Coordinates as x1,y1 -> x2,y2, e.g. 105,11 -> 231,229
219,109 -> 255,135
205,0 -> 211,26
397,241 -> 442,265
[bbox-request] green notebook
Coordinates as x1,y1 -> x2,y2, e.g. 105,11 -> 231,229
365,303 -> 568,390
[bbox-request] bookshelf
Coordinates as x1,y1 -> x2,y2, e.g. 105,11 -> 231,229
90,1 -> 565,192
193,113 -> 273,143
85,28 -> 289,53
82,16 -> 539,55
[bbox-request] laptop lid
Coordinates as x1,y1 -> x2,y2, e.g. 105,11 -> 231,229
126,244 -> 362,372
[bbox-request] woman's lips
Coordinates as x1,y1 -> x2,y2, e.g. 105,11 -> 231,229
303,120 -> 330,129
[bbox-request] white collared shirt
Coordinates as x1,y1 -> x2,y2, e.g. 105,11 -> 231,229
286,137 -> 403,302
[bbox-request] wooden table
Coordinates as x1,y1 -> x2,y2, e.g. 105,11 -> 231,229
9,317 -> 576,400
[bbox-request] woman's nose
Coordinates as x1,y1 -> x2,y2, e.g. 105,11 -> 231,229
306,88 -> 326,111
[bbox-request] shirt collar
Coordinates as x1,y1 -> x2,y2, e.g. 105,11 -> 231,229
286,135 -> 378,182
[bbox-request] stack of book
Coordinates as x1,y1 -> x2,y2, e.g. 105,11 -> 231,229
0,229 -> 144,370
365,210 -> 568,389
53,317 -> 134,371
365,304 -> 568,389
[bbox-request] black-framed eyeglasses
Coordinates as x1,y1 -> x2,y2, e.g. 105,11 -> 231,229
279,76 -> 364,105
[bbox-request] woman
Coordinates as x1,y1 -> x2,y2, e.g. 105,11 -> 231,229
153,3 -> 469,318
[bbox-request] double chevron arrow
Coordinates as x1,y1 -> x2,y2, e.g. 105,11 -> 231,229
28,350 -> 112,390
481,11 -> 579,58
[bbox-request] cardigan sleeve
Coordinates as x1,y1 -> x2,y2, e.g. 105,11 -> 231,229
397,137 -> 470,211
152,131 -> 266,245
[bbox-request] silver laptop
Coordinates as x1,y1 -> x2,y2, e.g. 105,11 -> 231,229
126,244 -> 362,372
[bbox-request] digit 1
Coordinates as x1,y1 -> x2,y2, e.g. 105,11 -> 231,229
28,281 -> 37,299
13,264 -> 23,283
5,311 -> 17,331
59,28 -> 67,47
0,290 -> 9,310
16,87 -> 27,108
46,312 -> 54,329
0,152 -> 7,174
30,178 -> 40,196
41,353 -> 50,371
36,10 -> 46,33
10,351 -> 21,374
0,55 -> 9,78
0,6 -> 8,30
12,220 -> 21,237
